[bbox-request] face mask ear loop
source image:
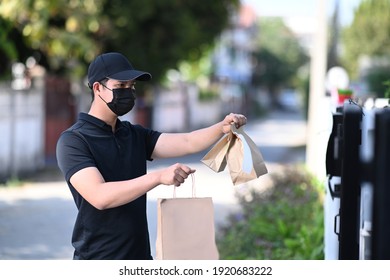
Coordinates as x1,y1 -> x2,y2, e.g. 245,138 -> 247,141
97,83 -> 114,104
98,94 -> 109,104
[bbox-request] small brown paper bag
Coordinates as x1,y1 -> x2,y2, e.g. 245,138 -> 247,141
201,124 -> 268,185
155,175 -> 219,260
199,132 -> 230,172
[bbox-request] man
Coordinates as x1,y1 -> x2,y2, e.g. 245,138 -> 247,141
56,52 -> 247,260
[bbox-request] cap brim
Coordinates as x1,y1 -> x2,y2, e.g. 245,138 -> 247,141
109,70 -> 152,81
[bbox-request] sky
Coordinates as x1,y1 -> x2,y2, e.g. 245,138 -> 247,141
242,0 -> 363,30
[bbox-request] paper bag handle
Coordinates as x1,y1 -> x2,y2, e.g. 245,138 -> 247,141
173,173 -> 196,198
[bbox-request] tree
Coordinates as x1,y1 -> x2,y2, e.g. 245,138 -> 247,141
0,16 -> 32,79
342,0 -> 390,79
327,0 -> 341,70
0,0 -> 104,78
251,18 -> 309,108
365,65 -> 390,97
0,0 -> 239,83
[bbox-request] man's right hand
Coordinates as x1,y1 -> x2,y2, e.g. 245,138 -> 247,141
159,163 -> 196,187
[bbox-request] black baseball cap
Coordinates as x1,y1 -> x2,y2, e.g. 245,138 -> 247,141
87,52 -> 151,88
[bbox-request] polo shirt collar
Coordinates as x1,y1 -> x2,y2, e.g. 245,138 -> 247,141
78,112 -> 124,132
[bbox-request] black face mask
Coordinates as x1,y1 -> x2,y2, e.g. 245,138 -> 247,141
100,87 -> 136,116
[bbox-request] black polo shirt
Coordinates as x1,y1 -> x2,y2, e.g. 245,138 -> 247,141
56,112 -> 161,260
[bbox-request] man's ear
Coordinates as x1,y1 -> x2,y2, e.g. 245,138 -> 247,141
92,82 -> 101,92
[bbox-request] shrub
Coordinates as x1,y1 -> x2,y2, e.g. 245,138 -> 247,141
384,80 -> 390,99
217,165 -> 324,260
366,67 -> 390,98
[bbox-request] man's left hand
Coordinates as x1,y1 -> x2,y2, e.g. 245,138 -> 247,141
222,113 -> 247,134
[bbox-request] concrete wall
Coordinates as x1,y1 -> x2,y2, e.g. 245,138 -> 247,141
152,83 -> 222,133
0,83 -> 45,181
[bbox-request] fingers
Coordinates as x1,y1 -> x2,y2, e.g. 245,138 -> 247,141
164,164 -> 196,187
223,113 -> 247,133
230,113 -> 247,128
173,165 -> 194,186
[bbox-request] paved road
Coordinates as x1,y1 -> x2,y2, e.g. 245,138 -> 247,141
0,110 -> 307,259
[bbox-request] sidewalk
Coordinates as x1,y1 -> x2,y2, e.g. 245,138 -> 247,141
0,109 -> 307,259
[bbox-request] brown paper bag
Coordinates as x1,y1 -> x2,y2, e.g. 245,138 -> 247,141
155,175 -> 219,260
228,125 -> 268,185
201,124 -> 268,185
199,132 -> 231,172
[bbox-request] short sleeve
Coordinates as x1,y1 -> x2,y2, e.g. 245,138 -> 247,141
127,123 -> 161,161
56,131 -> 96,182
144,127 -> 161,161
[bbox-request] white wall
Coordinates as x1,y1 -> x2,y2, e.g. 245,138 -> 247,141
0,83 -> 45,181
152,83 -> 222,133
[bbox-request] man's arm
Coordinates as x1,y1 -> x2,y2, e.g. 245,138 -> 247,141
152,113 -> 247,158
68,113 -> 246,210
70,163 -> 195,210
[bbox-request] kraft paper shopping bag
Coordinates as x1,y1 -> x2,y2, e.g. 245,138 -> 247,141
155,175 -> 219,260
201,124 -> 267,185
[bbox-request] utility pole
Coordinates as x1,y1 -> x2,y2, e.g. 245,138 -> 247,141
306,0 -> 331,180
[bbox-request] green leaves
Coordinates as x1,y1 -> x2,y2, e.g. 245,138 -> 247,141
0,0 -> 239,81
342,0 -> 390,78
251,18 -> 309,105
